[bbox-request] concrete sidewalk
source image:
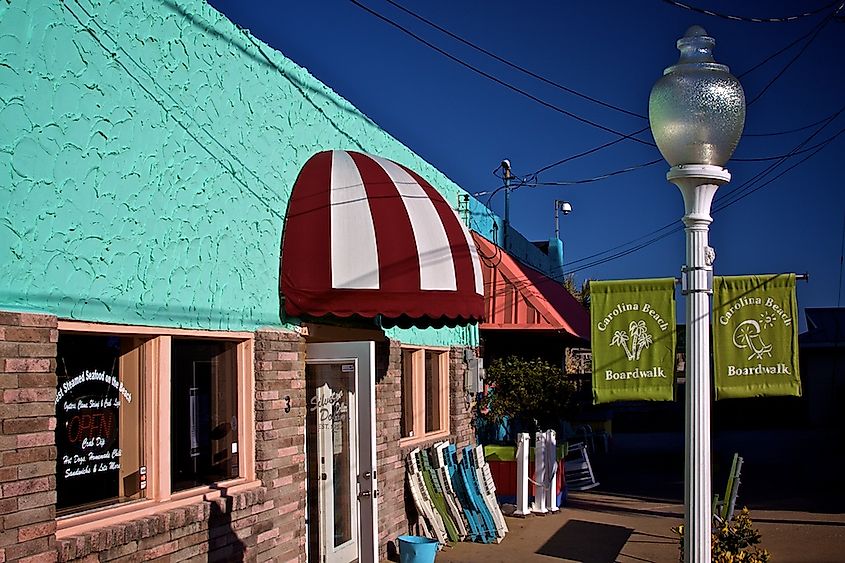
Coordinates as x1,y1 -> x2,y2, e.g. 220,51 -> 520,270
434,490 -> 845,562
432,431 -> 845,562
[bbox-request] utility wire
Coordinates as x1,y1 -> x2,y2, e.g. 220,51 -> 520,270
529,160 -> 663,186
715,104 -> 845,209
563,126 -> 845,274
498,9 -> 838,187
562,111 -> 845,273
347,0 -> 655,147
566,115 -> 843,270
744,112 -> 841,137
737,16 -> 827,78
734,130 -> 845,161
745,12 -> 833,106
715,125 -> 845,211
353,0 -> 839,208
660,0 -> 840,23
60,0 -> 287,221
382,0 -> 646,120
360,0 -> 842,184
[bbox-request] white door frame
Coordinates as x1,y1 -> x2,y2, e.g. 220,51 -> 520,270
306,341 -> 379,563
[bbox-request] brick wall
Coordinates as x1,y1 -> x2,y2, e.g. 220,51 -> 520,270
0,312 -> 59,562
0,312 -> 59,563
252,329 -> 307,562
374,340 -> 476,559
56,488 -> 271,562
2,316 -> 476,562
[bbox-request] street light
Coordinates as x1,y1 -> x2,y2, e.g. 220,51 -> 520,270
648,25 -> 745,563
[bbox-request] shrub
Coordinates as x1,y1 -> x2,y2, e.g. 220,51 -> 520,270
672,508 -> 771,563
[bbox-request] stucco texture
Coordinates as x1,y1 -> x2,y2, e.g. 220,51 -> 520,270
0,0 -> 552,347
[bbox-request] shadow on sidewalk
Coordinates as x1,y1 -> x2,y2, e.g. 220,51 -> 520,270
536,519 -> 632,562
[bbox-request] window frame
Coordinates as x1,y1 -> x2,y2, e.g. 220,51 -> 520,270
399,346 -> 450,447
55,321 -> 258,538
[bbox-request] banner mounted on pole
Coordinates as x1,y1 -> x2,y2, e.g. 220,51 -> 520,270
590,279 -> 676,404
713,274 -> 801,399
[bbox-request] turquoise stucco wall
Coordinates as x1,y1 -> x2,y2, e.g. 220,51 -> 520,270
0,0 -> 550,348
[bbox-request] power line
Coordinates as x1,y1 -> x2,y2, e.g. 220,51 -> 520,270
347,0 -> 655,147
745,13 -> 833,106
521,14 -> 840,176
743,112 -> 841,137
660,0 -> 841,23
715,104 -> 845,209
530,159 -> 663,186
361,0 -> 842,183
564,126 -> 844,274
734,130 -> 845,161
715,125 -> 845,212
60,0 -> 288,222
737,16 -> 828,78
382,0 -> 646,120
562,113 -> 845,274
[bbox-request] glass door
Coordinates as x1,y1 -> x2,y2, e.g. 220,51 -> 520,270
306,342 -> 377,563
308,362 -> 358,562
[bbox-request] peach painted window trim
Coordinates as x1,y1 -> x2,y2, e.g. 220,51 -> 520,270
399,346 -> 450,447
55,321 -> 257,535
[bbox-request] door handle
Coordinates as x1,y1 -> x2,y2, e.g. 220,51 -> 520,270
358,490 -> 371,498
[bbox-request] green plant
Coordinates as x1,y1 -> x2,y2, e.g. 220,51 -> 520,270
479,356 -> 576,433
672,507 -> 771,563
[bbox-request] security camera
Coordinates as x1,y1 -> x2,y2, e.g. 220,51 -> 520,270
500,159 -> 510,171
559,201 -> 572,215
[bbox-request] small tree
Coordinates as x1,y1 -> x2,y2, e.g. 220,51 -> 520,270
479,356 -> 577,434
563,274 -> 591,310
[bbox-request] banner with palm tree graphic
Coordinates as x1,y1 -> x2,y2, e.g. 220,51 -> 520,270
713,274 -> 801,399
590,279 -> 676,403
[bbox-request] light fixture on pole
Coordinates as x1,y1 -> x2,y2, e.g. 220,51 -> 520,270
553,200 -> 572,240
648,26 -> 745,563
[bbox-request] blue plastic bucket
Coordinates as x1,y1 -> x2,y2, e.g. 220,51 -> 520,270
398,535 -> 438,563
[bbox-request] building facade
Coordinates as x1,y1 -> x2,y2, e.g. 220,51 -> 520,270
0,1 -> 560,562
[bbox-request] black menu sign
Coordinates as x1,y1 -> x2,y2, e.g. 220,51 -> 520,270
55,335 -> 130,510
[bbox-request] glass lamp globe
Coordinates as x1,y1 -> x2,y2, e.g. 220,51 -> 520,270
649,26 -> 746,167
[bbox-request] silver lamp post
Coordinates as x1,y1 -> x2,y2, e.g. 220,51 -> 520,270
648,26 -> 745,563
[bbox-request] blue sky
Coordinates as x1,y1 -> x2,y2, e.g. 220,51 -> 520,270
209,0 -> 845,326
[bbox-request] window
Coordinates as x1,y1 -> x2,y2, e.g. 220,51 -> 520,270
171,339 -> 239,492
54,323 -> 255,526
56,334 -> 146,514
400,347 -> 449,441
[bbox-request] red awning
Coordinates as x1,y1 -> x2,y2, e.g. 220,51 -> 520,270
472,231 -> 589,340
281,150 -> 484,325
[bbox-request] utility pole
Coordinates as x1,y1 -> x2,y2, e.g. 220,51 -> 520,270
502,159 -> 511,251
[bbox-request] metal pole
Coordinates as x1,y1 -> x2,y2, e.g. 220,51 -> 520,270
668,163 -> 730,563
554,202 -> 560,240
503,173 -> 511,251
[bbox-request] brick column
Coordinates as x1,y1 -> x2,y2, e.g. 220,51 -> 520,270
253,329 -> 307,563
374,340 -> 406,556
0,312 -> 58,563
449,347 -> 475,450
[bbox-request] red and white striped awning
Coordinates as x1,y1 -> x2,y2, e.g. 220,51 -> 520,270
281,150 -> 484,326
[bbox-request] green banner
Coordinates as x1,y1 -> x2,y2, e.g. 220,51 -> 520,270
713,274 -> 801,399
590,279 -> 676,404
